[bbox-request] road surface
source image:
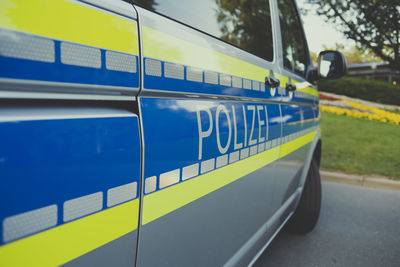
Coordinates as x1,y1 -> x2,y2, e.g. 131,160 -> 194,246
255,181 -> 400,267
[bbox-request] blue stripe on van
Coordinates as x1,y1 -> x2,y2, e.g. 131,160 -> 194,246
0,29 -> 139,90
0,114 -> 141,244
143,57 -> 317,104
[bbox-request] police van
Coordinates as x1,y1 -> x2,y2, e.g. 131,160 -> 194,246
0,0 -> 346,266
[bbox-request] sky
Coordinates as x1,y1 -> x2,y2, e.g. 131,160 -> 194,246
296,0 -> 355,54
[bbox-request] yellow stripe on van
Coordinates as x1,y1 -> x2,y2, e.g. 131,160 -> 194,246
0,199 -> 139,267
275,74 -> 319,97
297,86 -> 319,97
142,146 -> 280,225
280,130 -> 316,158
142,26 -> 269,82
0,0 -> 138,54
143,129 -> 318,225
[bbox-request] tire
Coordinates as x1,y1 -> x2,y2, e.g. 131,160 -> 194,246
285,157 -> 322,234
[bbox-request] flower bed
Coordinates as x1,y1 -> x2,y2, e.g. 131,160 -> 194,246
319,93 -> 400,125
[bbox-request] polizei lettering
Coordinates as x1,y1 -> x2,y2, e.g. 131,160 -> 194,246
196,104 -> 269,160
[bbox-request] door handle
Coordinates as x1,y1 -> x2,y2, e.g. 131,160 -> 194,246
285,83 -> 296,92
265,76 -> 280,88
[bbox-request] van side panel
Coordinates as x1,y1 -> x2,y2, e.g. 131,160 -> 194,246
0,107 -> 141,266
135,5 -> 284,266
0,0 -> 140,99
0,1 -> 142,266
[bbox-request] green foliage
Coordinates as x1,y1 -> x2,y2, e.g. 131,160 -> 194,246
215,0 -> 273,60
318,77 -> 400,105
307,0 -> 400,70
321,112 -> 400,179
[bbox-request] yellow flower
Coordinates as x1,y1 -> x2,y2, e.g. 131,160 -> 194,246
320,100 -> 400,125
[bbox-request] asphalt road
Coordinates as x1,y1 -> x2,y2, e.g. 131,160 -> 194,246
255,181 -> 400,267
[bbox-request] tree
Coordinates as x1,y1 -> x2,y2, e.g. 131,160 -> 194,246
306,0 -> 400,70
215,0 -> 273,61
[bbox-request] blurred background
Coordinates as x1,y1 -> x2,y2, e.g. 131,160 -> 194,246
298,0 -> 400,181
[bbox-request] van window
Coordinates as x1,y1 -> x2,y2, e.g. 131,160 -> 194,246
133,0 -> 274,62
278,0 -> 308,76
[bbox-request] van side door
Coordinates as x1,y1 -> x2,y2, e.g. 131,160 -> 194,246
272,0 -> 320,212
134,0 -> 283,265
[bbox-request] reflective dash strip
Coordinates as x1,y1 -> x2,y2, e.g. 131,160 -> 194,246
142,130 -> 317,225
142,26 -> 268,82
0,199 -> 139,267
0,0 -> 138,55
142,26 -> 318,99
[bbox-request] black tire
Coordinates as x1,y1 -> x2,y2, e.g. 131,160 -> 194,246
285,157 -> 322,234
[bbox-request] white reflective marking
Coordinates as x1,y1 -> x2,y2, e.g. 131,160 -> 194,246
0,30 -> 55,62
220,74 -> 232,87
240,147 -> 249,159
145,176 -> 157,194
232,76 -> 242,88
182,163 -> 199,180
105,51 -> 137,73
186,67 -> 203,82
265,141 -> 271,150
250,145 -> 258,156
272,139 -> 277,147
229,151 -> 239,163
243,79 -> 252,89
164,62 -> 184,80
252,80 -> 260,91
216,155 -> 228,168
3,205 -> 57,243
159,169 -> 180,189
107,182 -> 137,207
258,142 -> 265,152
145,59 -> 162,76
204,71 -> 218,84
61,42 -> 101,68
201,158 -> 215,174
63,192 -> 103,222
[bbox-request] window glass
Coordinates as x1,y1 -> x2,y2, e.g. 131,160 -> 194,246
134,0 -> 274,62
277,0 -> 308,76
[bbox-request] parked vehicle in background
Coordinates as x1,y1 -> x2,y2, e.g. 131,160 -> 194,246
0,0 -> 346,266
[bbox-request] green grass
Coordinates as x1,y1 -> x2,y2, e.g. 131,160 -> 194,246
321,112 -> 400,179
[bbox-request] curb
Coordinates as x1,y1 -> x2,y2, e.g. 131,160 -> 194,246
320,170 -> 400,191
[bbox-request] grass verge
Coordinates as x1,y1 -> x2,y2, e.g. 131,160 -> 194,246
321,111 -> 400,179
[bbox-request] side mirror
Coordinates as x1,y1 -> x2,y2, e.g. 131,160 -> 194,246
317,50 -> 347,80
